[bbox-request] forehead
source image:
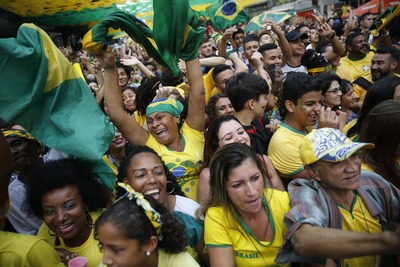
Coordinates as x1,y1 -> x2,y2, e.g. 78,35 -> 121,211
244,40 -> 259,49
233,33 -> 244,39
216,69 -> 234,81
373,53 -> 391,61
218,120 -> 243,135
130,152 -> 162,166
42,184 -> 80,203
201,42 -> 211,48
216,97 -> 231,106
263,48 -> 280,57
352,35 -> 366,43
297,90 -> 322,103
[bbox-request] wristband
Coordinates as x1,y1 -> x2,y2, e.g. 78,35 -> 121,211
329,32 -> 336,40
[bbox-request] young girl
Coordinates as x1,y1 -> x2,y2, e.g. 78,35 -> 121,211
96,184 -> 200,267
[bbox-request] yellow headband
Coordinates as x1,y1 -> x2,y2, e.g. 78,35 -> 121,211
3,129 -> 46,154
307,65 -> 332,73
117,183 -> 163,240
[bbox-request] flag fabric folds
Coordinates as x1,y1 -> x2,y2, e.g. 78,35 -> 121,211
205,0 -> 249,31
0,23 -> 114,162
83,0 -> 206,76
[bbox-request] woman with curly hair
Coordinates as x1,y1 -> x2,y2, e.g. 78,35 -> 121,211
96,184 -> 200,267
117,146 -> 207,265
24,159 -> 111,266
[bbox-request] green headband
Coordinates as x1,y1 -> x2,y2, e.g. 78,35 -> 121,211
146,97 -> 183,117
118,183 -> 163,240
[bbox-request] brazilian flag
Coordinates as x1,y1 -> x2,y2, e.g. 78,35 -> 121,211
0,24 -> 114,162
206,0 -> 250,31
83,0 -> 206,76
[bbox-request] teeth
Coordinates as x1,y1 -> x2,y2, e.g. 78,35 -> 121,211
144,189 -> 160,195
58,224 -> 71,229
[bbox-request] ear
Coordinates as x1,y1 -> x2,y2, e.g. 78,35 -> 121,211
141,236 -> 158,254
305,166 -> 321,181
390,60 -> 399,71
123,177 -> 128,184
175,117 -> 180,124
285,100 -> 295,113
248,99 -> 255,110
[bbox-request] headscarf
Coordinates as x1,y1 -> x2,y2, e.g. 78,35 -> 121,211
145,97 -> 184,118
117,183 -> 163,240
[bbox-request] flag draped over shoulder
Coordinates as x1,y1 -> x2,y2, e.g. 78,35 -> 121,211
205,0 -> 249,31
82,0 -> 206,76
0,23 -> 114,162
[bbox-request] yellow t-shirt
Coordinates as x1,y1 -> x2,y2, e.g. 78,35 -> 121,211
333,65 -> 353,82
340,52 -> 374,101
204,189 -> 290,267
268,123 -> 307,178
0,231 -> 65,267
37,212 -> 102,267
337,193 -> 382,267
146,122 -> 204,201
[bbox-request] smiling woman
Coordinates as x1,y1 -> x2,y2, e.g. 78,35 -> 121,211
24,159 -> 111,267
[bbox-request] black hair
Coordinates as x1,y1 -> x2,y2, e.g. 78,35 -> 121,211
242,33 -> 259,48
278,72 -> 322,119
116,62 -> 132,80
206,93 -> 231,123
258,43 -> 278,54
116,145 -> 185,198
24,158 -> 110,218
315,73 -> 342,95
345,31 -> 364,46
212,64 -> 233,83
232,27 -> 244,39
375,46 -> 400,61
226,72 -> 269,112
95,195 -> 187,253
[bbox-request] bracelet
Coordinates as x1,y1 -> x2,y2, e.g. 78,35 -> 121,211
329,31 -> 336,40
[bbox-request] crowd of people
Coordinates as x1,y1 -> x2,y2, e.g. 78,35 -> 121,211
1,4 -> 400,267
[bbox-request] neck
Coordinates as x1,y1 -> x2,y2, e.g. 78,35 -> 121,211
288,54 -> 302,65
283,116 -> 307,133
146,249 -> 159,267
108,147 -> 125,166
234,111 -> 255,126
168,136 -> 183,152
64,223 -> 92,247
327,188 -> 355,210
165,195 -> 176,213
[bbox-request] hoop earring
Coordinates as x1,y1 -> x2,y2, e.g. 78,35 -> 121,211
48,228 -> 57,237
85,209 -> 94,228
166,181 -> 175,195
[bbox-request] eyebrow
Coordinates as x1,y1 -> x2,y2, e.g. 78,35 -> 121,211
132,165 -> 164,172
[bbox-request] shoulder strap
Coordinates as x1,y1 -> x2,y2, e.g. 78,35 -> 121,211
353,77 -> 373,91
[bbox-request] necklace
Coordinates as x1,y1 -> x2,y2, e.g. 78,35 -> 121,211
358,196 -> 379,267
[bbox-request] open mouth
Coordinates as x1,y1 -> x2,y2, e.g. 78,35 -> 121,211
155,129 -> 167,137
143,189 -> 161,199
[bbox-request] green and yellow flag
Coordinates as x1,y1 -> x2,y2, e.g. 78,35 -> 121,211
205,0 -> 249,30
83,0 -> 206,76
0,23 -> 114,162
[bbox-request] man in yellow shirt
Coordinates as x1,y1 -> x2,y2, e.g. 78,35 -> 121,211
276,128 -> 400,267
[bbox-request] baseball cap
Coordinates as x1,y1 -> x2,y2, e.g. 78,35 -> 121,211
285,30 -> 308,42
299,128 -> 374,165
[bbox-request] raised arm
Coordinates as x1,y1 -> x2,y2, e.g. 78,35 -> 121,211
98,51 -> 149,145
264,19 -> 292,63
120,56 -> 155,78
229,52 -> 247,74
218,27 -> 235,59
317,23 -> 345,61
199,57 -> 226,67
185,58 -> 205,132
